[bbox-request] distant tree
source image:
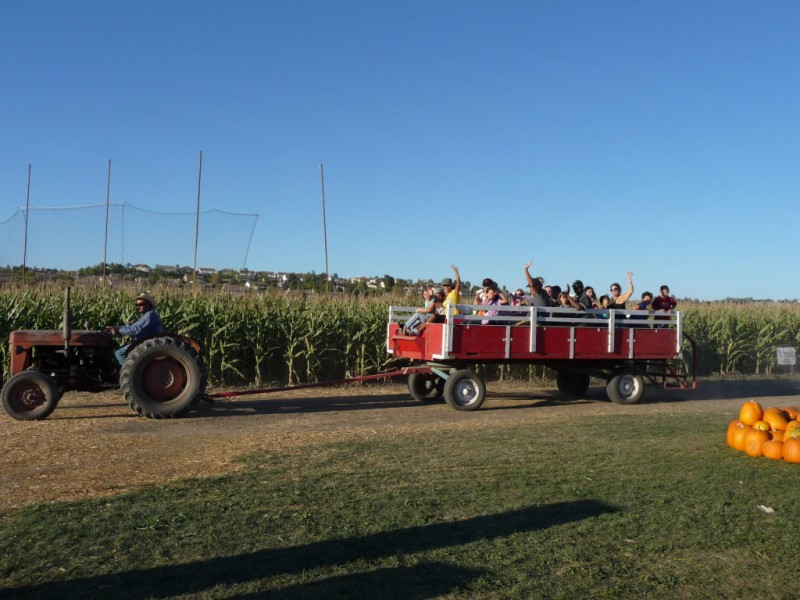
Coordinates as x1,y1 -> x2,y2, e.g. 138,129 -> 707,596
286,273 -> 301,290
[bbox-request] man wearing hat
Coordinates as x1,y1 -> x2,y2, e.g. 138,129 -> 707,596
106,293 -> 164,365
440,265 -> 462,316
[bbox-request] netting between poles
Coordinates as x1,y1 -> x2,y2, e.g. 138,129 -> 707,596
0,202 -> 259,271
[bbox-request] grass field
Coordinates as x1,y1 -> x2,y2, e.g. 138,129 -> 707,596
1,409 -> 796,599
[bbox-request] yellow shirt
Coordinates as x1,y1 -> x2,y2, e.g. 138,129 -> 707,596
442,290 -> 461,316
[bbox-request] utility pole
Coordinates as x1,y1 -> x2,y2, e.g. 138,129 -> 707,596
102,159 -> 111,287
193,151 -> 203,291
320,163 -> 330,293
22,164 -> 31,284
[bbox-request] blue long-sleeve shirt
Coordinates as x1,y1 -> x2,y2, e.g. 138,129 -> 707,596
118,309 -> 163,340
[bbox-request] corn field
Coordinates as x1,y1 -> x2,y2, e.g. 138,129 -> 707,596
681,301 -> 800,377
1,287 -> 799,388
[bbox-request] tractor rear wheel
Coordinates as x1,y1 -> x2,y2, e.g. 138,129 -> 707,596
120,336 -> 205,419
1,371 -> 60,421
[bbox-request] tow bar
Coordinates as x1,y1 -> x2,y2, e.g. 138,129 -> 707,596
204,366 -> 433,401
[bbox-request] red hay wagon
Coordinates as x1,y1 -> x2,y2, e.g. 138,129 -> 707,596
387,304 -> 696,411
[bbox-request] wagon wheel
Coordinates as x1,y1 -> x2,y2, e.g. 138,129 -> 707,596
120,336 -> 205,419
443,369 -> 486,411
606,368 -> 645,404
1,371 -> 60,421
556,371 -> 590,399
408,373 -> 445,402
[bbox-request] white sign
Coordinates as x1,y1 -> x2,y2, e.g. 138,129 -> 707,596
777,347 -> 796,366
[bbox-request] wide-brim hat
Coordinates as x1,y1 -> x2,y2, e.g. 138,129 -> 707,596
441,278 -> 454,286
137,293 -> 157,308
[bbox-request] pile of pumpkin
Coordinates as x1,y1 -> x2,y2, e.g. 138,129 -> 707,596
727,400 -> 800,462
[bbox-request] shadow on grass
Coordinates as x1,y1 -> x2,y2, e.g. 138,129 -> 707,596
235,563 -> 483,600
188,391 -> 423,418
4,500 -> 617,599
675,378 -> 800,401
487,378 -> 800,407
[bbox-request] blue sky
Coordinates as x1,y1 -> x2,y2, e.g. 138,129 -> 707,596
1,1 -> 798,300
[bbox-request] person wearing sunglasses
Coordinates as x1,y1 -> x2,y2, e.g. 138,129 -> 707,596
608,272 -> 635,311
105,293 -> 164,365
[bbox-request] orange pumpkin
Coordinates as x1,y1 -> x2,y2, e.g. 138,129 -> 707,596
763,440 -> 784,460
785,420 -> 800,435
745,429 -> 770,457
763,409 -> 788,432
739,400 -> 763,426
770,430 -> 785,442
752,420 -> 770,432
727,420 -> 745,447
731,423 -> 752,452
783,438 -> 800,464
785,427 -> 800,441
782,406 -> 799,420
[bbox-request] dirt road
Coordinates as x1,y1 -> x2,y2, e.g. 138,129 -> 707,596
1,379 -> 798,509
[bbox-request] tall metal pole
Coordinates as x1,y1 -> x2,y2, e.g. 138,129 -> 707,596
193,150 -> 203,290
22,164 -> 31,284
319,163 -> 330,293
102,159 -> 111,287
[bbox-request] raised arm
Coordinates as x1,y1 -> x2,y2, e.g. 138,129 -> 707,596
523,261 -> 541,294
617,272 -> 635,305
451,265 -> 461,297
565,294 -> 582,310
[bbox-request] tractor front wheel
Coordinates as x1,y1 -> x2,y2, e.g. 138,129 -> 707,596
1,371 -> 60,421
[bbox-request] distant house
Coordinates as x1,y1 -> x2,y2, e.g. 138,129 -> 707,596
367,278 -> 386,289
133,264 -> 150,274
34,270 -> 58,281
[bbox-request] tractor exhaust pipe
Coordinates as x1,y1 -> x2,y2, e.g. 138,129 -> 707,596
63,286 -> 72,351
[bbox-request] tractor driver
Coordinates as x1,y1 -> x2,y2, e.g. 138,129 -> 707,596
106,293 -> 164,365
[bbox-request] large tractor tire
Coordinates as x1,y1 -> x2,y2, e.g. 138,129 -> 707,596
2,371 -> 60,421
120,336 -> 205,419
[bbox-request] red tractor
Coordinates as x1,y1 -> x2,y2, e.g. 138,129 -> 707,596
1,289 -> 207,421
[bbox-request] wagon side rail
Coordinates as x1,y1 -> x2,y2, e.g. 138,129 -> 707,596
388,303 -> 682,361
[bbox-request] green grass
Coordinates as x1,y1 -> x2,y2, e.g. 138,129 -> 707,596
1,412 -> 797,599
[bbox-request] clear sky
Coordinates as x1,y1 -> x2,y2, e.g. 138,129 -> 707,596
2,1 -> 798,300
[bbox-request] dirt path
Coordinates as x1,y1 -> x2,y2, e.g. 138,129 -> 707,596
1,379 -> 798,509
